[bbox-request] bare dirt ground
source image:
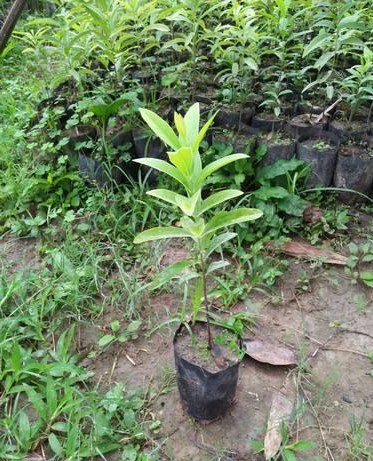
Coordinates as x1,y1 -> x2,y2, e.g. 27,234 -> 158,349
1,230 -> 372,461
80,241 -> 372,461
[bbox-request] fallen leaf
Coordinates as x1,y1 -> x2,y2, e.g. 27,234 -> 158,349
266,240 -> 347,265
264,378 -> 295,460
303,203 -> 323,224
243,339 -> 298,366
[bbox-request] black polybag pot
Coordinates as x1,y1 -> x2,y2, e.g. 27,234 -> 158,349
215,106 -> 254,129
173,323 -> 240,421
297,132 -> 340,187
257,128 -> 296,167
251,114 -> 285,131
78,154 -> 125,186
333,138 -> 373,202
288,114 -> 325,139
329,119 -> 368,141
78,154 -> 109,186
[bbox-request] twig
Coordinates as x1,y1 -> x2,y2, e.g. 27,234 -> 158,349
108,353 -> 119,385
337,328 -> 373,340
299,382 -> 335,461
323,347 -> 368,357
309,334 -> 334,359
314,98 -> 342,124
125,352 -> 136,366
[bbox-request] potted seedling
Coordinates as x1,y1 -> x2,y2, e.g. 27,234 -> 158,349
78,96 -> 130,186
133,103 -> 263,421
330,47 -> 373,139
251,83 -> 292,131
251,83 -> 297,166
297,131 -> 340,187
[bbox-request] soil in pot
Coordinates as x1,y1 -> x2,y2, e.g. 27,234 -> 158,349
215,105 -> 254,129
288,113 -> 326,138
333,137 -> 373,202
297,132 -> 340,187
329,118 -> 368,140
174,322 -> 241,421
234,125 -> 259,156
258,130 -> 296,166
251,112 -> 285,131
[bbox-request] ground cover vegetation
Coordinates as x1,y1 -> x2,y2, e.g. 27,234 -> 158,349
0,0 -> 372,460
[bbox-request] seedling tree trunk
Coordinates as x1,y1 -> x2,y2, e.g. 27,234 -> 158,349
198,242 -> 212,349
0,0 -> 28,54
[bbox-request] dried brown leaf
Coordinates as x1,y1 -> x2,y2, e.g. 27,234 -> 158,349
243,339 -> 298,366
264,378 -> 295,460
266,240 -> 347,265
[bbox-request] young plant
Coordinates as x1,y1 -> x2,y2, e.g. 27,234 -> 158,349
133,103 -> 263,348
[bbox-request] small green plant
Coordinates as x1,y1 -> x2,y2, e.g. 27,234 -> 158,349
97,319 -> 142,351
346,416 -> 373,460
345,241 -> 373,287
251,422 -> 316,460
133,102 -> 263,349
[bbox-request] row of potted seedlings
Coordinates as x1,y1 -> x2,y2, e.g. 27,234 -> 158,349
60,96 -> 372,200
213,103 -> 373,201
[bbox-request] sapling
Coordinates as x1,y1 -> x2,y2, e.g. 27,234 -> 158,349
133,103 -> 262,350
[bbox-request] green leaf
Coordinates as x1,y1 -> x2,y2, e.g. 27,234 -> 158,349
147,189 -> 180,207
249,439 -> 264,453
254,186 -> 290,200
127,320 -> 142,333
98,335 -> 115,348
287,440 -> 317,451
244,57 -> 259,71
314,51 -> 335,70
19,411 -> 30,444
197,190 -> 243,216
133,158 -> 189,190
277,195 -> 307,216
303,32 -> 330,57
360,271 -> 373,288
180,216 -> 206,238
168,146 -> 194,176
49,433 -> 64,457
134,227 -> 192,244
184,103 -> 200,146
204,208 -> 263,237
192,111 -> 218,153
197,154 -> 248,186
150,260 -> 195,290
140,108 -> 180,150
176,190 -> 201,216
206,232 -> 237,257
207,260 -> 230,274
282,449 -> 298,461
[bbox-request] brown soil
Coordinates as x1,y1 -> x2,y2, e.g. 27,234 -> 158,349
0,234 -> 42,273
79,242 -> 372,461
174,322 -> 240,373
291,113 -> 324,127
261,130 -> 294,146
302,139 -> 334,151
2,236 -> 372,461
331,119 -> 367,133
339,140 -> 373,159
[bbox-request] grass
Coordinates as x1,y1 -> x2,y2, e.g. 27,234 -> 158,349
1,3 -> 373,460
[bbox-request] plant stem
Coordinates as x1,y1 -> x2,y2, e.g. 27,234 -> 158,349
198,241 -> 212,349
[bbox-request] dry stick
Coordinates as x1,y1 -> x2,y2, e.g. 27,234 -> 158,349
314,98 -> 342,124
299,382 -> 335,461
108,353 -> 119,385
125,352 -> 136,366
323,347 -> 368,357
337,328 -> 373,340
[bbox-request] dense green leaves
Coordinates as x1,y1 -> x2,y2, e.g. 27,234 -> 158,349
134,226 -> 192,244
